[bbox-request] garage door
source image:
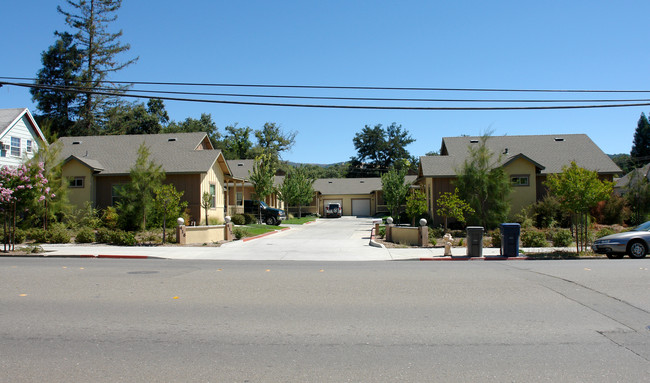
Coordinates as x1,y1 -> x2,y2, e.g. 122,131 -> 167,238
323,199 -> 342,215
351,199 -> 371,216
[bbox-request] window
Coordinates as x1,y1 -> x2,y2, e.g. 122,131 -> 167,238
209,184 -> 216,208
111,184 -> 124,206
236,192 -> 243,205
511,175 -> 530,186
26,140 -> 33,153
10,137 -> 20,157
69,177 -> 84,188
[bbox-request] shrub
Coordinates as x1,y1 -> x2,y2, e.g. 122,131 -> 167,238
487,229 -> 501,248
591,195 -> 630,225
101,206 -> 119,229
166,231 -> 176,243
2,228 -> 26,244
27,228 -> 48,243
595,227 -> 616,239
243,213 -> 256,225
110,230 -> 137,246
550,229 -> 573,247
231,214 -> 246,225
521,229 -> 548,247
48,224 -> 71,244
532,195 -> 570,228
75,227 -> 96,243
378,226 -> 386,238
429,227 -> 444,239
233,227 -> 250,240
95,227 -> 112,243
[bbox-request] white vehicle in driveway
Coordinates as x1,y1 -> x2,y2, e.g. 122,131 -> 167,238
325,203 -> 342,218
592,221 -> 650,259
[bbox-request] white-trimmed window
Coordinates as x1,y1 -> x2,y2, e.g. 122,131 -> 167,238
236,192 -> 243,205
10,137 -> 20,157
26,140 -> 33,153
209,184 -> 216,208
511,175 -> 530,186
69,177 -> 85,188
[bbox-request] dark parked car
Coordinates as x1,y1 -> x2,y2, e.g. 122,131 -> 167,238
325,203 -> 342,218
592,221 -> 650,259
243,200 -> 286,225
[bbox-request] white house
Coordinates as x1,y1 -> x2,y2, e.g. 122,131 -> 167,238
0,108 -> 47,167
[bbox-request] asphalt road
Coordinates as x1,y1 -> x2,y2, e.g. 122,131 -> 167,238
1,258 -> 649,382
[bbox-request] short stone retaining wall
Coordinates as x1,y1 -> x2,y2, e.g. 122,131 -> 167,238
385,224 -> 428,247
176,223 -> 233,245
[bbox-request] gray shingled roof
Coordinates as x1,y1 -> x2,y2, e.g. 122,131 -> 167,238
313,176 -> 417,195
0,108 -> 25,130
227,159 -> 255,180
420,134 -> 621,177
615,163 -> 650,189
58,133 -> 224,175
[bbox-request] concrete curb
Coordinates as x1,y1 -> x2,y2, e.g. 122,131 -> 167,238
419,256 -> 529,261
369,227 -> 385,249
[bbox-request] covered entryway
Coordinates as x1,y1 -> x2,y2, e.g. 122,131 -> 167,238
351,198 -> 371,216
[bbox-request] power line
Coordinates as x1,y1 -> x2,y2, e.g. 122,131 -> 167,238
3,76 -> 650,93
21,82 -> 650,104
4,80 -> 650,111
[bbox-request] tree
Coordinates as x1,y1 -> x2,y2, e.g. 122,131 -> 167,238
104,102 -> 164,135
248,153 -> 276,222
118,143 -> 164,231
201,192 -> 212,225
405,189 -> 427,226
27,141 -> 69,230
163,113 -> 220,147
455,133 -> 511,229
350,123 -> 414,177
58,0 -> 138,134
610,153 -> 634,174
254,122 -> 296,161
153,184 -> 186,243
545,162 -> 613,253
624,166 -> 650,225
222,123 -> 254,160
631,113 -> 650,166
436,188 -> 474,233
381,168 -> 410,221
278,166 -> 315,218
31,32 -> 83,138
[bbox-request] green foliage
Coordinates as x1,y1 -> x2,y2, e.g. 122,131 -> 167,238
201,192 -> 212,226
2,228 -> 26,244
487,229 -> 501,248
531,195 -> 569,228
243,213 -> 257,225
101,206 -> 119,229
521,229 -> 548,247
95,227 -> 112,243
30,32 -> 82,137
610,153 -> 634,174
591,194 -> 630,225
249,153 -> 277,211
428,229 -> 437,245
230,214 -> 246,225
405,189 -> 428,226
381,168 -> 410,219
278,166 -> 315,218
349,123 -> 415,177
26,141 -> 69,230
220,123 -> 254,159
108,230 -> 137,246
254,122 -> 297,162
233,227 -> 250,240
624,167 -> 650,225
117,143 -> 165,231
104,102 -> 164,135
152,184 -> 187,243
436,188 -> 474,232
65,201 -> 101,230
631,113 -> 650,166
48,223 -> 71,244
550,229 -> 574,247
595,227 -> 616,239
163,113 -> 221,147
57,0 -> 138,134
455,133 -> 511,230
27,228 -> 48,243
514,205 -> 535,229
75,227 -> 95,243
378,226 -> 386,238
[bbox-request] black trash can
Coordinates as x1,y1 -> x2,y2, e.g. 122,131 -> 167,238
500,223 -> 521,257
466,226 -> 484,257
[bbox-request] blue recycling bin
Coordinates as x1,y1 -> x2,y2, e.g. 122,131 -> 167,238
500,223 -> 521,257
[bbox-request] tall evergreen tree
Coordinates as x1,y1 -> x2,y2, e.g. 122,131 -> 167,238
58,0 -> 138,135
30,32 -> 82,138
631,113 -> 650,166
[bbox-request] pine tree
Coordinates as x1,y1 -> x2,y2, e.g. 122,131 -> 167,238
58,0 -> 138,134
631,113 -> 650,166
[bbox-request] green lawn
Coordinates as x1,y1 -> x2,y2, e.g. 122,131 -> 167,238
282,216 -> 317,225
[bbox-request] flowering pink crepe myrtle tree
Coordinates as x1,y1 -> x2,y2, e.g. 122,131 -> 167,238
0,163 -> 52,251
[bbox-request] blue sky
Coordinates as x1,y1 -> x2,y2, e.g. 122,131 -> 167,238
2,0 -> 650,164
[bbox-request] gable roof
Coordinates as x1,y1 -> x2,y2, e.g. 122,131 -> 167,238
0,108 -> 47,143
421,134 -> 620,177
226,159 -> 255,181
58,133 -> 230,176
615,163 -> 650,189
314,176 -> 417,195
